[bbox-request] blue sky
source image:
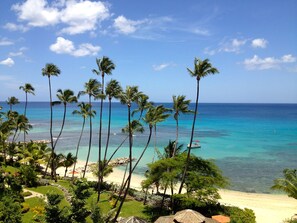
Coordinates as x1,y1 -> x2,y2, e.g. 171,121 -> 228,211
0,0 -> 296,103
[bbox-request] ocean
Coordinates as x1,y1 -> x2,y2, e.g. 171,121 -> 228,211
1,102 -> 296,193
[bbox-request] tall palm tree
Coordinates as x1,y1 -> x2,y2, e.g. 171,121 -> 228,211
52,89 -> 77,148
6,96 -> 19,111
104,79 -> 122,162
19,83 -> 35,116
19,83 -> 35,145
42,63 -> 61,177
92,56 -> 115,201
113,86 -> 141,219
78,79 -> 101,178
172,95 -> 192,156
178,58 -> 219,194
72,102 -> 96,180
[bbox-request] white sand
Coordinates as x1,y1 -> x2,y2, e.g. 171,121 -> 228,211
57,162 -> 297,223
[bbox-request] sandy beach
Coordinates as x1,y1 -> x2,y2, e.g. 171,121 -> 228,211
57,161 -> 297,223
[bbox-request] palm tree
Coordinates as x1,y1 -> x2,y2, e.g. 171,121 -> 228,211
6,96 -> 19,111
172,95 -> 192,156
47,89 -> 77,179
12,114 -> 32,143
78,79 -> 101,178
104,79 -> 122,162
92,56 -> 115,201
271,168 -> 297,199
72,102 -> 96,180
19,83 -> 35,116
63,152 -> 77,177
42,63 -> 61,177
113,86 -> 141,219
178,58 -> 219,194
52,89 -> 77,148
132,93 -> 152,120
19,83 -> 35,145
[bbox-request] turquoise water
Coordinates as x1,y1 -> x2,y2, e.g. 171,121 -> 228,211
1,102 -> 296,193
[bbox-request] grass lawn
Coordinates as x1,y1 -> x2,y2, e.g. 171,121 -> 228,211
22,197 -> 46,223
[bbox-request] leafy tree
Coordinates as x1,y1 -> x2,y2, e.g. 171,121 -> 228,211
179,58 -> 219,194
0,195 -> 22,223
172,95 -> 192,156
70,180 -> 91,223
19,164 -> 38,187
45,193 -> 69,223
271,168 -> 297,199
6,96 -> 19,112
92,56 -> 115,202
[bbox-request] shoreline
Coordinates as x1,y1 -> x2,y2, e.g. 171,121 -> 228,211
56,161 -> 297,223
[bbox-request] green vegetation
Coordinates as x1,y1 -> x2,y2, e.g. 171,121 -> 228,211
0,57 -> 257,222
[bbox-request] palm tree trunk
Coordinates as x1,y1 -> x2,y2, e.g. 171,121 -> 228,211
97,74 -> 105,202
72,118 -> 85,181
113,126 -> 153,208
23,93 -> 28,145
178,78 -> 200,194
53,104 -> 67,149
113,105 -> 132,222
44,77 -> 54,177
104,99 -> 112,162
173,118 -> 179,156
83,96 -> 93,178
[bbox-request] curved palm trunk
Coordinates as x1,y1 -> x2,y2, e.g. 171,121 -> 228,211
97,98 -> 112,202
173,118 -> 179,156
113,105 -> 133,222
53,104 -> 67,149
178,78 -> 200,194
83,96 -> 93,178
23,93 -> 28,145
44,77 -> 54,177
97,74 -> 105,202
72,117 -> 85,181
113,126 -> 153,209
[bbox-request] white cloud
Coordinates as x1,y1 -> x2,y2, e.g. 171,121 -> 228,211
153,63 -> 175,71
12,0 -> 60,27
8,47 -> 27,57
114,15 -> 145,35
11,0 -> 110,34
220,38 -> 247,53
0,38 -> 14,46
243,54 -> 296,70
3,23 -> 29,32
282,54 -> 296,63
251,38 -> 268,48
60,0 -> 110,35
50,37 -> 101,57
0,58 -> 15,67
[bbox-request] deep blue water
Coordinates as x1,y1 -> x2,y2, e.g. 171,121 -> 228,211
1,102 -> 296,193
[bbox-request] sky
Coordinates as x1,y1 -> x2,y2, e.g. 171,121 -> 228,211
0,0 -> 296,103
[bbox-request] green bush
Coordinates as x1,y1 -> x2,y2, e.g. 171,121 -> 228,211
22,191 -> 33,197
224,206 -> 256,223
21,203 -> 30,213
19,165 -> 38,187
